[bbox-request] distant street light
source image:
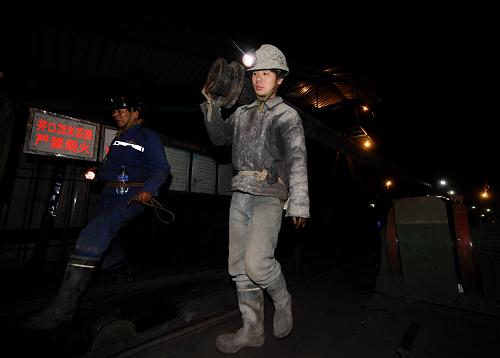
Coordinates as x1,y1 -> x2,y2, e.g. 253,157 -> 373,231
480,184 -> 491,199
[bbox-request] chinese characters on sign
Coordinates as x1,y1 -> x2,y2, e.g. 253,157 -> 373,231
24,108 -> 100,161
23,108 -> 232,197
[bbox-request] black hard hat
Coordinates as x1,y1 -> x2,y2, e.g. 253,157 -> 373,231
110,96 -> 143,111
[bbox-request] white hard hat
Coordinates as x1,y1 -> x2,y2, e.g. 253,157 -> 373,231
247,44 -> 289,74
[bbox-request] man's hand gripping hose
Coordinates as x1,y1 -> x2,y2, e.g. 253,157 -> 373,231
128,197 -> 175,224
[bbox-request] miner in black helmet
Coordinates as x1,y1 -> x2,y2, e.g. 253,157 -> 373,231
23,96 -> 170,330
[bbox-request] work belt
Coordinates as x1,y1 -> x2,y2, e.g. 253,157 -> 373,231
105,182 -> 145,187
239,169 -> 289,210
238,169 -> 285,185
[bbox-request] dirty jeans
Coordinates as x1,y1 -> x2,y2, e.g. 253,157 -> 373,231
228,191 -> 284,288
72,190 -> 145,265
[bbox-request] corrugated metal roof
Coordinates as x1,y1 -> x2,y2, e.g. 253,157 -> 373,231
2,17 -> 382,138
7,19 -> 377,93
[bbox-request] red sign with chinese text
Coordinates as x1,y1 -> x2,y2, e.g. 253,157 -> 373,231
24,108 -> 100,161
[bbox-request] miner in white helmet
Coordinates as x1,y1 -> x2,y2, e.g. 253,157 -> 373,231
200,44 -> 310,353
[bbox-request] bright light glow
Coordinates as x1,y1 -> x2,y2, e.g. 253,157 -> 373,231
385,180 -> 393,189
84,169 -> 96,180
447,190 -> 455,195
439,179 -> 447,186
363,140 -> 372,148
480,185 -> 490,199
242,52 -> 256,68
369,203 -> 375,208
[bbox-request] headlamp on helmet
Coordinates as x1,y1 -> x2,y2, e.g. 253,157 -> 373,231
242,51 -> 256,69
246,44 -> 289,76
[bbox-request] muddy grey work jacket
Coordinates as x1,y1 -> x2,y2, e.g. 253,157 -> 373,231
200,96 -> 310,219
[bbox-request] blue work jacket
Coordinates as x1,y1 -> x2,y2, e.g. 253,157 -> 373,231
99,124 -> 170,196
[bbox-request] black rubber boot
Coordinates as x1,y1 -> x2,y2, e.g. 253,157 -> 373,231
215,285 -> 265,354
22,259 -> 95,330
266,273 -> 293,339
